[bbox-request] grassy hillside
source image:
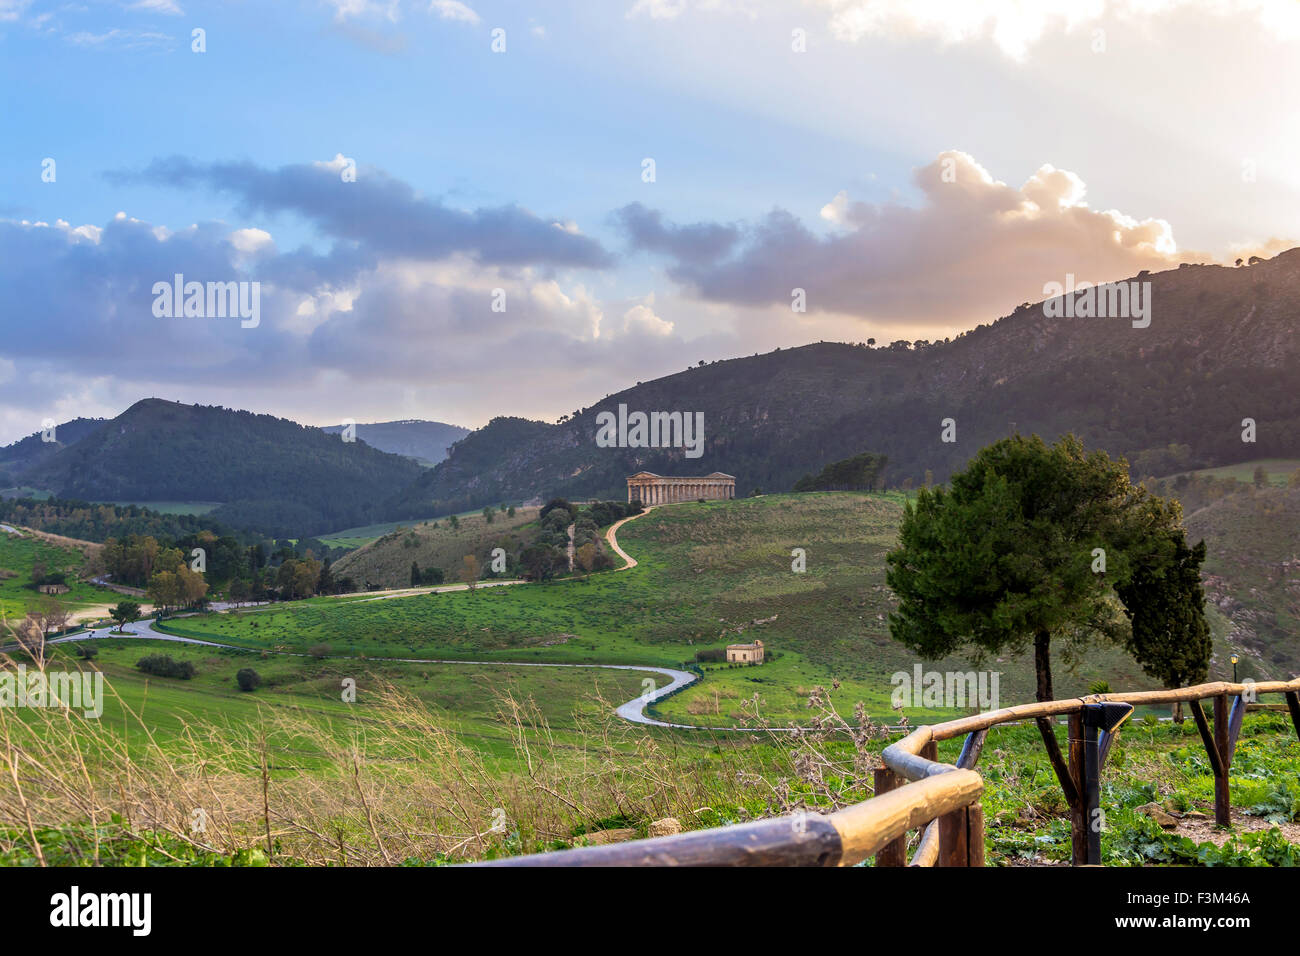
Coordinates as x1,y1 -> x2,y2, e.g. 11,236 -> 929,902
0,527 -> 119,619
155,493 -> 1226,725
331,506 -> 541,589
4,489 -> 1299,867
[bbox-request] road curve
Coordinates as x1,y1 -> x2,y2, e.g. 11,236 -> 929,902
49,617 -> 699,727
41,508 -> 737,730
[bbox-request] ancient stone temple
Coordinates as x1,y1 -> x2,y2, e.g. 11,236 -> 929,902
626,471 -> 736,504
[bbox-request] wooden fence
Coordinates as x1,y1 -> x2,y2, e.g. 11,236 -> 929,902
476,676 -> 1300,867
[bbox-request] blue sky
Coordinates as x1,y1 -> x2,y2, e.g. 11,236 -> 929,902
2,0 -> 1298,443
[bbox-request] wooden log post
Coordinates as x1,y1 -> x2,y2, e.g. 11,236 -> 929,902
873,767 -> 906,866
1214,694 -> 1231,827
937,802 -> 985,867
1067,712 -> 1087,866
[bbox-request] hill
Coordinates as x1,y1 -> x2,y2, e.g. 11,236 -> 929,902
331,506 -> 542,589
393,252 -> 1300,512
19,400 -> 426,537
0,417 -> 108,485
319,419 -> 470,466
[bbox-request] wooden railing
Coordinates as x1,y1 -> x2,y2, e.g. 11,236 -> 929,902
475,677 -> 1300,867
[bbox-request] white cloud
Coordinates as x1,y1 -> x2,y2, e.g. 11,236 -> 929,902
628,0 -> 688,19
0,0 -> 31,22
127,0 -> 184,15
66,28 -> 174,50
623,296 -> 674,336
811,0 -> 1300,60
429,0 -> 480,24
229,227 -> 274,253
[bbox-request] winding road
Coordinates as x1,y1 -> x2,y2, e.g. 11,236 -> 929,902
43,505 -> 709,728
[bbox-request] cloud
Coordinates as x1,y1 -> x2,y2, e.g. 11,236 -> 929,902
0,0 -> 31,22
628,0 -> 688,18
811,0 -> 1300,60
429,0 -> 479,24
110,156 -> 614,269
65,28 -> 175,50
127,0 -> 183,14
0,182 -> 684,442
619,150 -> 1204,325
613,202 -> 740,264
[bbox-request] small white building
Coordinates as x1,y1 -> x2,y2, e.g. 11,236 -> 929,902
726,639 -> 764,664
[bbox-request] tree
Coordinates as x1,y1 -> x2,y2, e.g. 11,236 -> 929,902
460,554 -> 481,591
411,561 -> 422,588
109,600 -> 141,633
317,559 -> 335,595
1117,535 -> 1211,686
886,434 -> 1204,704
448,514 -> 459,530
482,505 -> 495,524
1253,465 -> 1268,488
575,541 -> 598,579
519,544 -> 564,582
38,596 -> 69,642
236,668 -> 261,692
507,506 -> 516,518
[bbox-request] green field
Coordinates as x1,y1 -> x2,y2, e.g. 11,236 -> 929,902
1177,458 -> 1300,487
42,639 -> 660,751
318,505 -> 526,550
102,500 -> 224,515
0,529 -> 121,620
4,490 -> 1299,866
330,506 -> 541,585
155,493 -> 1222,726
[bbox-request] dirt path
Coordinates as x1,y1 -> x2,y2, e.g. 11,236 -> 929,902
603,506 -> 654,571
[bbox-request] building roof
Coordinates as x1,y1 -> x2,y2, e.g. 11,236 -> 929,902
626,472 -> 736,480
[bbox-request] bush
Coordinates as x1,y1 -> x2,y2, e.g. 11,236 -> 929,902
136,654 -> 196,680
236,668 -> 262,692
695,648 -> 726,663
308,644 -> 331,660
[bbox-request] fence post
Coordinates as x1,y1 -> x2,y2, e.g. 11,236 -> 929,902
938,802 -> 984,867
1067,712 -> 1086,866
1214,694 -> 1231,827
873,767 -> 906,866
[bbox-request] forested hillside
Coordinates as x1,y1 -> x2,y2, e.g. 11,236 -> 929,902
390,253 -> 1300,511
19,400 -> 426,536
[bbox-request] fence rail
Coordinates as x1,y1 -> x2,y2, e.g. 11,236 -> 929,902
474,676 -> 1300,867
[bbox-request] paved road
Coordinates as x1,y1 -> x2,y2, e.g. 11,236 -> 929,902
49,617 -> 698,726
39,508 -> 801,730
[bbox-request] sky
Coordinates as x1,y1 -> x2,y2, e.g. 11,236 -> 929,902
1,0 -> 1298,444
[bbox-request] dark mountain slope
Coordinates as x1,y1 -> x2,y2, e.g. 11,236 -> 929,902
22,399 -> 425,536
393,252 -> 1300,512
0,417 -> 108,480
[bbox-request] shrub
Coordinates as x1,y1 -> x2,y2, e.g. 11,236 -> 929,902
236,668 -> 262,692
136,654 -> 196,680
